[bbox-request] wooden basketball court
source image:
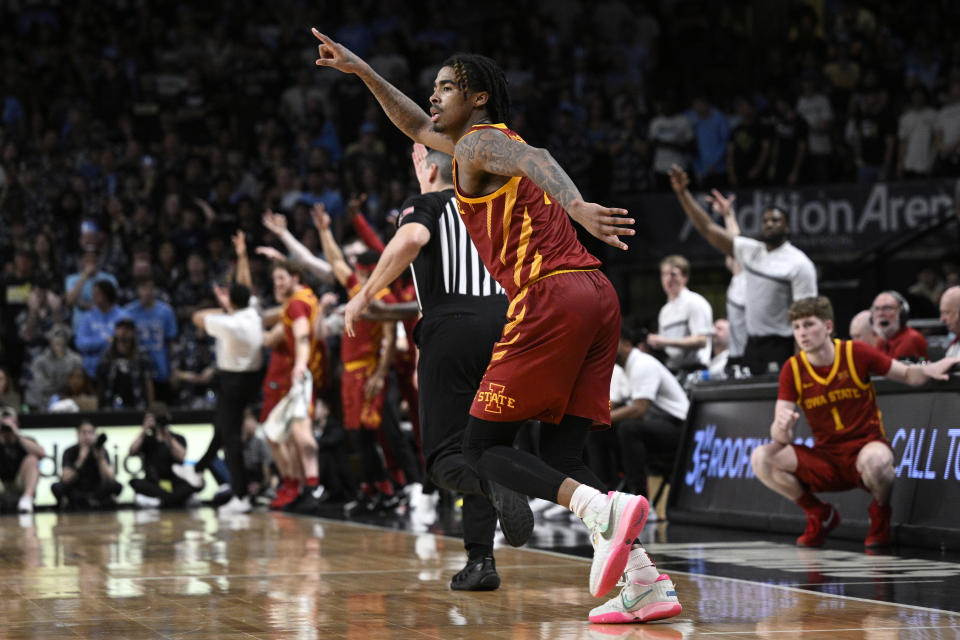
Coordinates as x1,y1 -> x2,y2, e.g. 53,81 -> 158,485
2,510 -> 959,638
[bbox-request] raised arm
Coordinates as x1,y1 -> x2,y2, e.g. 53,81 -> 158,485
312,29 -> 454,155
343,222 -> 430,336
706,189 -> 740,236
262,210 -> 334,282
455,129 -> 635,250
231,230 -> 253,289
348,195 -> 387,253
669,164 -> 735,257
314,204 -> 354,287
65,263 -> 97,307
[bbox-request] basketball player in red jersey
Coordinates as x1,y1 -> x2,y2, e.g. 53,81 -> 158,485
348,201 -> 424,469
260,260 -> 326,512
315,207 -> 423,511
752,296 -> 960,547
312,31 -> 675,618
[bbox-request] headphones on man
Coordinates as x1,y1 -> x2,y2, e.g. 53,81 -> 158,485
870,290 -> 910,328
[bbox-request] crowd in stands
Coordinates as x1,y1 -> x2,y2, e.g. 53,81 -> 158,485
2,0 -> 960,417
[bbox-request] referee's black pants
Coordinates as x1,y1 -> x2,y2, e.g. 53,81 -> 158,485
213,370 -> 263,498
417,303 -> 506,552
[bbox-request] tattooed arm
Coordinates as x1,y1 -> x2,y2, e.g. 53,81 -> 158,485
312,29 -> 454,155
455,129 -> 635,250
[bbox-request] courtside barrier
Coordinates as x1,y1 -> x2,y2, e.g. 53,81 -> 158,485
669,375 -> 960,549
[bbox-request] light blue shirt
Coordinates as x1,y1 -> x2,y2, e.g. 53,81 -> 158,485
75,305 -> 129,377
686,108 -> 730,177
65,271 -> 119,334
124,300 -> 178,382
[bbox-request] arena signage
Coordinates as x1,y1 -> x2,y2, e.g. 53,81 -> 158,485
618,179 -> 959,262
22,423 -> 218,507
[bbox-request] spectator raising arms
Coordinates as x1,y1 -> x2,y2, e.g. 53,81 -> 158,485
670,165 -> 817,375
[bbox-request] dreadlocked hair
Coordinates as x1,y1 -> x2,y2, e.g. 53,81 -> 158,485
442,53 -> 511,125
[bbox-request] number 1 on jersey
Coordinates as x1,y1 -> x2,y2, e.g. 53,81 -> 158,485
830,407 -> 845,431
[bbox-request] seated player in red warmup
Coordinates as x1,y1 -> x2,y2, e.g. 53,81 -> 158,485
751,296 -> 959,548
870,291 -> 927,361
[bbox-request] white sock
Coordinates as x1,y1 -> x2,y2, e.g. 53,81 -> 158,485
568,485 -> 605,520
624,544 -> 660,585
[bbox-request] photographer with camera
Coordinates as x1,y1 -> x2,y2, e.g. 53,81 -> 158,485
51,419 -> 122,510
0,407 -> 46,513
128,404 -> 197,508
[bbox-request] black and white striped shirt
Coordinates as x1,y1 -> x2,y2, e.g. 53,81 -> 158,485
398,189 -> 506,313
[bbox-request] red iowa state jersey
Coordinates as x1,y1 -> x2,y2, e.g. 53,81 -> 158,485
341,272 -> 397,363
778,339 -> 894,448
453,124 -> 601,300
264,286 -> 324,386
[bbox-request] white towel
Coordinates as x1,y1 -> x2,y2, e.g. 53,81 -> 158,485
262,374 -> 313,443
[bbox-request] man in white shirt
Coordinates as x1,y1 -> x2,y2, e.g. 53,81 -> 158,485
935,81 -> 960,176
897,86 -> 937,178
941,286 -> 960,358
611,328 -> 690,501
725,256 -> 747,361
648,255 -> 713,374
192,234 -> 265,514
670,165 -> 817,375
649,94 -> 694,191
796,77 -> 833,183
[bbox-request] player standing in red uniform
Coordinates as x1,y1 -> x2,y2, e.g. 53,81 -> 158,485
260,261 -> 326,512
349,204 -> 424,470
311,31 -> 677,619
751,296 -> 959,547
316,207 -> 422,510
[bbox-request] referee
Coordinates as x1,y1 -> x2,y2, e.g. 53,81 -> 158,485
344,144 -> 532,591
192,232 -> 264,514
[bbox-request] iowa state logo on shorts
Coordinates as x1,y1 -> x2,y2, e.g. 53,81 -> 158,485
476,383 -> 516,414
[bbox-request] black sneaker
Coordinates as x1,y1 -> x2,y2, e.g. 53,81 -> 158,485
345,493 -> 376,516
482,479 -> 534,547
282,487 -> 307,513
373,492 -> 401,512
287,486 -> 325,515
450,556 -> 500,591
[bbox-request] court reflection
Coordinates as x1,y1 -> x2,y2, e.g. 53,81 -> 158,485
0,510 -> 958,638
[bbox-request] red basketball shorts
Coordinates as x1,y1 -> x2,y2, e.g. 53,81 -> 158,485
792,436 -> 891,493
342,358 -> 388,430
469,269 -> 620,426
260,376 -> 291,423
